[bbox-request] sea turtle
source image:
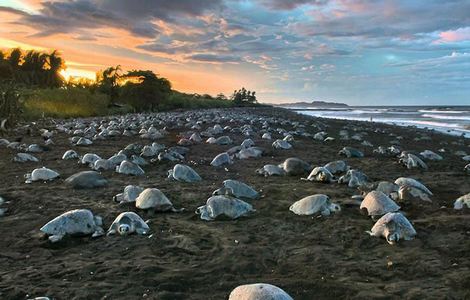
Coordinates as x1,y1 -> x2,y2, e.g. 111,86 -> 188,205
338,169 -> 368,188
167,164 -> 202,182
279,157 -> 312,176
360,191 -> 400,217
215,136 -> 233,145
339,147 -> 364,158
213,179 -> 259,200
367,212 -> 416,245
76,137 -> 93,146
196,195 -> 254,221
399,153 -> 428,170
116,160 -> 145,176
135,188 -> 182,212
236,147 -> 263,159
62,150 -> 79,160
464,163 -> 470,174
158,150 -> 184,162
272,139 -> 292,150
65,171 -> 108,189
229,283 -> 293,300
289,194 -> 340,216
454,193 -> 470,210
189,133 -> 202,143
25,167 -> 60,183
262,132 -> 272,140
420,150 -> 443,161
107,212 -> 150,236
27,144 -> 44,153
241,138 -> 255,148
114,185 -> 144,203
375,181 -> 400,199
210,152 -> 233,167
323,160 -> 348,175
304,167 -> 335,183
14,153 -> 39,163
256,164 -> 286,177
93,159 -> 115,171
394,177 -> 432,202
81,153 -> 101,166
40,209 -> 104,243
107,153 -> 127,165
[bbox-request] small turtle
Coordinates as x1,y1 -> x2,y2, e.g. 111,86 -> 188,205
65,171 -> 108,189
279,157 -> 312,176
25,167 -> 60,183
189,133 -> 202,143
107,212 -> 150,236
196,195 -> 254,221
304,167 -> 335,183
339,147 -> 364,158
367,212 -> 416,245
338,169 -> 368,188
454,193 -> 470,210
76,137 -> 93,146
229,283 -> 293,300
464,163 -> 470,174
236,147 -> 263,159
168,164 -> 202,182
135,188 -> 182,212
256,164 -> 286,177
290,194 -> 340,216
394,177 -> 432,202
272,139 -> 292,150
40,209 -> 104,243
116,160 -> 145,176
114,185 -> 144,203
213,179 -> 259,200
420,150 -> 443,161
360,191 -> 400,217
215,136 -> 233,145
241,138 -> 255,148
210,152 -> 233,167
262,132 -> 272,140
323,160 -> 348,175
93,159 -> 114,171
14,153 -> 39,163
62,150 -> 79,160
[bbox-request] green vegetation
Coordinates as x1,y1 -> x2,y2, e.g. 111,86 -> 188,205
0,47 -> 260,122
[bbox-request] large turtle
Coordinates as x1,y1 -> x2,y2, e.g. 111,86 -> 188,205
107,212 -> 150,236
367,212 -> 416,245
213,180 -> 259,200
167,164 -> 202,182
116,160 -> 145,176
25,167 -> 60,183
40,209 -> 104,243
256,164 -> 286,177
360,191 -> 400,217
114,185 -> 144,203
279,157 -> 312,176
210,152 -> 233,167
304,167 -> 335,183
196,195 -> 254,221
394,177 -> 432,202
290,194 -> 340,216
136,188 -> 182,212
454,193 -> 470,210
323,160 -> 348,175
65,171 -> 108,189
229,283 -> 293,300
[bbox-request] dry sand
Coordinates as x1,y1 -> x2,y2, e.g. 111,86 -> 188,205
0,107 -> 469,299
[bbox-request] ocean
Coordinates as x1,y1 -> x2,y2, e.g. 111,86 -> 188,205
290,106 -> 470,138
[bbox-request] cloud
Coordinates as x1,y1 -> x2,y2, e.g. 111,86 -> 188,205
185,53 -> 240,63
259,0 -> 328,10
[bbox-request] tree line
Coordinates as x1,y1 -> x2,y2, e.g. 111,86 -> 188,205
0,48 -> 258,114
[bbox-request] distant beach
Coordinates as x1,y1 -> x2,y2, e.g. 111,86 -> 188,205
290,106 -> 470,138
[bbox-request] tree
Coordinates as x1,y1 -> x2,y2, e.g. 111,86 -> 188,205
96,65 -> 122,104
120,70 -> 172,111
231,87 -> 257,105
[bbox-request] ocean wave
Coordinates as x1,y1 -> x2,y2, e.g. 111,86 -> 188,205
418,109 -> 469,114
422,114 -> 470,121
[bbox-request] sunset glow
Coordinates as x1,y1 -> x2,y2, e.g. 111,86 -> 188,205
1,0 -> 469,105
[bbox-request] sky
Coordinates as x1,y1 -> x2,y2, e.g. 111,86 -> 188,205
0,0 -> 469,105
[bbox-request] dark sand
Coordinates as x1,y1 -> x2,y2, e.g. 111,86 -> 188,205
0,107 -> 469,299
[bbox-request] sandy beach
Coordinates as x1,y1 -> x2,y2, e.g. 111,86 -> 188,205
0,107 -> 469,299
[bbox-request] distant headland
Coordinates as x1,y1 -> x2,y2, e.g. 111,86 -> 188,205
276,100 -> 349,108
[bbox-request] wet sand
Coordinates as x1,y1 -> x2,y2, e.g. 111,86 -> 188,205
0,107 -> 469,299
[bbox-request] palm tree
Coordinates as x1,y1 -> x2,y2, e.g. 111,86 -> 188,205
46,50 -> 65,88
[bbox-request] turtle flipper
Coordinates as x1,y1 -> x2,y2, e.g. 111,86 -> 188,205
49,234 -> 64,243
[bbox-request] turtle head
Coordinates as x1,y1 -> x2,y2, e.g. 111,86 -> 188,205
386,232 -> 399,245
118,224 -> 131,235
329,203 -> 341,213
